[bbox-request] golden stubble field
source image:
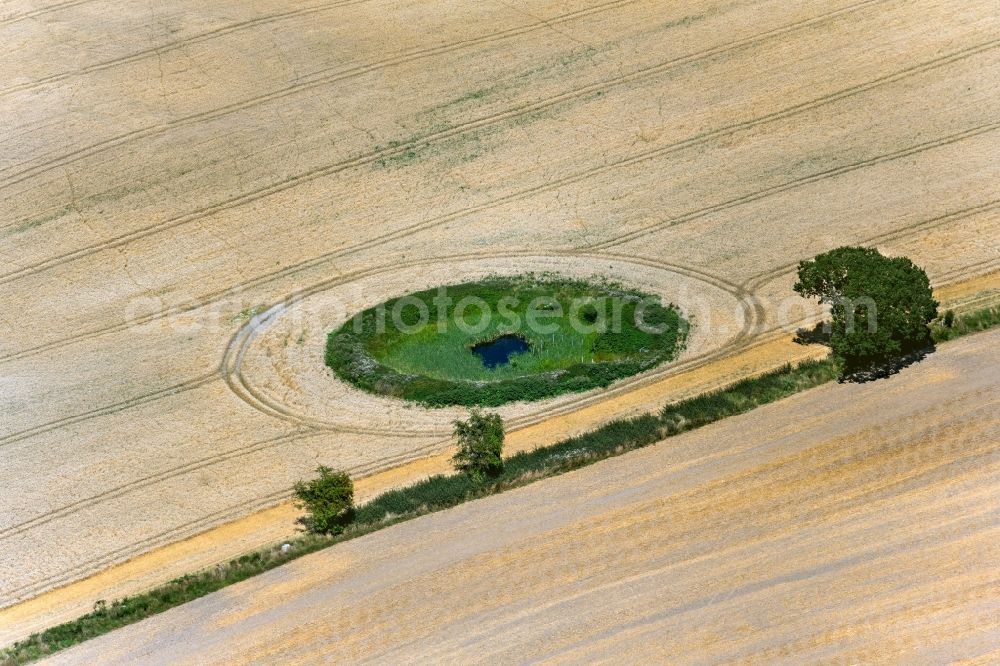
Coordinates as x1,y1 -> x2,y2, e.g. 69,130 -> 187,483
44,330 -> 1000,664
1,0 -> 998,618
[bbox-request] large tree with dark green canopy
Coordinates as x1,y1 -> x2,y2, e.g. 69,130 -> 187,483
794,246 -> 938,367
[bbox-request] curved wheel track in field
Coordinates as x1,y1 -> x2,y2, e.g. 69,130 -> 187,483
0,251 -> 753,557
2,210 -> 966,454
221,250 -> 758,431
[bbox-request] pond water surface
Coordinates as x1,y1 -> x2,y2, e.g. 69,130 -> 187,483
471,334 -> 531,368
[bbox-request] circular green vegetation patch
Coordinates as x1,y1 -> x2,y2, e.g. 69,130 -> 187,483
326,274 -> 688,407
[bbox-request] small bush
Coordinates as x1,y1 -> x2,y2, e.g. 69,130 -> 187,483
293,466 -> 355,534
452,410 -> 505,480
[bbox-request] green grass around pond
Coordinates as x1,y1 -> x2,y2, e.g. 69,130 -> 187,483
326,274 -> 688,407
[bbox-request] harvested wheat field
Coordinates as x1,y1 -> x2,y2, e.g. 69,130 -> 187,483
1,0 -> 999,635
43,330 -> 1000,664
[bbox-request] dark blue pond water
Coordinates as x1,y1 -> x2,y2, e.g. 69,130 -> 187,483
472,334 -> 530,368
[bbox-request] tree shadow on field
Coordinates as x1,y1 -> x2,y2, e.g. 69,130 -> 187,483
794,321 -> 937,384
838,339 -> 937,384
793,321 -> 831,346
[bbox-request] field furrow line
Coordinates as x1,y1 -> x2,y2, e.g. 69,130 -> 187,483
934,257 -> 1000,283
0,487 -> 294,606
0,430 -> 316,542
0,425 -> 462,548
0,425 -> 490,605
740,199 -> 1000,292
0,426 -> 466,549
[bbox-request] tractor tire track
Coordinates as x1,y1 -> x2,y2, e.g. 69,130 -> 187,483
934,257 -> 1000,284
0,0 -> 373,99
244,252 -> 980,436
0,0 -> 646,186
0,250 -> 752,548
0,430 -> 317,543
0,487 -> 294,605
739,199 -> 1000,293
220,250 -> 758,433
1,32 -> 992,292
0,373 -> 218,449
0,427 -> 460,551
0,251 -> 748,459
0,0 -> 92,26
586,122 -> 1000,251
0,427 -> 490,603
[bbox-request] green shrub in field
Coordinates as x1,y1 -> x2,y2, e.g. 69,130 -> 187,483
452,409 -> 505,480
293,466 -> 355,535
